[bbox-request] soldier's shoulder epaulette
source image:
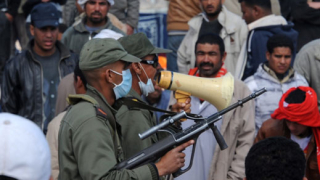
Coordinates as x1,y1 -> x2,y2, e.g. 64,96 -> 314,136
67,94 -> 108,119
95,106 -> 108,119
67,94 -> 99,106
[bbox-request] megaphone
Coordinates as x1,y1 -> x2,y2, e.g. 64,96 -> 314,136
157,71 -> 234,111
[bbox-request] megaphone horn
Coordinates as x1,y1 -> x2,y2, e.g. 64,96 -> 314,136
157,71 -> 234,111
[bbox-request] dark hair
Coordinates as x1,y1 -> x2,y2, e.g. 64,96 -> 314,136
59,23 -> 68,33
0,175 -> 18,180
195,33 -> 225,56
74,62 -> 88,90
267,34 -> 294,54
285,88 -> 306,104
245,137 -> 306,180
238,0 -> 271,10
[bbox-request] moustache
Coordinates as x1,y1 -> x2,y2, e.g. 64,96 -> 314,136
206,5 -> 214,9
199,62 -> 214,69
91,12 -> 102,16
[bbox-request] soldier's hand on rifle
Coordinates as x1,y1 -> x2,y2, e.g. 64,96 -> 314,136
155,140 -> 194,176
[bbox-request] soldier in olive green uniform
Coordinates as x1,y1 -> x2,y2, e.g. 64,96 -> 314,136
58,38 -> 193,180
115,33 -> 172,158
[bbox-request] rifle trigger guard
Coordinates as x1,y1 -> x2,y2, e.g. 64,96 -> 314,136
158,129 -> 176,138
172,137 -> 198,178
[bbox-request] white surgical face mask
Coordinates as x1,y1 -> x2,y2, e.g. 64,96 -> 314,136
137,63 -> 155,96
110,69 -> 132,100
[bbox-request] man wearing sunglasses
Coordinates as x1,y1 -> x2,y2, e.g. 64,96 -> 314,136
116,33 -> 191,159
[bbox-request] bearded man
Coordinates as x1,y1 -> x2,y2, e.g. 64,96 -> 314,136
177,0 -> 248,76
61,0 -> 125,55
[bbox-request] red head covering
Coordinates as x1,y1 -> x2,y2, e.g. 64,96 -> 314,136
272,86 -> 320,173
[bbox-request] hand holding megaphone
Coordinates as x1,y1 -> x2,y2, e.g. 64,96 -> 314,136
170,90 -> 191,121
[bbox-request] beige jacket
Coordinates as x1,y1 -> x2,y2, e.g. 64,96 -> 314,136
46,111 -> 67,180
223,0 -> 242,16
208,79 -> 255,180
55,73 -> 75,116
169,79 -> 255,179
177,6 -> 248,76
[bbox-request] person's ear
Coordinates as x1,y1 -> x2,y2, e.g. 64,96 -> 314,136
243,178 -> 247,180
105,69 -> 114,84
30,24 -> 35,37
75,76 -> 87,94
266,51 -> 271,62
222,52 -> 227,62
252,5 -> 261,17
106,2 -> 111,12
131,62 -> 142,75
303,177 -> 308,180
76,76 -> 84,88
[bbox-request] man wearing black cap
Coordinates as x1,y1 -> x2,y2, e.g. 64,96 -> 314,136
58,38 -> 194,180
1,3 -> 77,133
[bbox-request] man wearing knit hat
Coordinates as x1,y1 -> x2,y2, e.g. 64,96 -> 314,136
255,86 -> 320,180
61,0 -> 125,55
58,38 -> 193,180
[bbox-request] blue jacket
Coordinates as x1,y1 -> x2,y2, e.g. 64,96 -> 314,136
242,23 -> 298,80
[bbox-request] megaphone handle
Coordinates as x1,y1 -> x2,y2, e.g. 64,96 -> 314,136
174,90 -> 191,122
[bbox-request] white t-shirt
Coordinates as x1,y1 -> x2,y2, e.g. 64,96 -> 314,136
291,134 -> 312,151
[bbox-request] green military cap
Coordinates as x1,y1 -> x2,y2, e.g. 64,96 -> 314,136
80,38 -> 141,71
118,33 -> 172,59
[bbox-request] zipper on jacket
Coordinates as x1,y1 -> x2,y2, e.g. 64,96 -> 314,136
248,30 -> 255,53
29,51 -> 45,130
59,53 -> 71,80
239,31 -> 255,78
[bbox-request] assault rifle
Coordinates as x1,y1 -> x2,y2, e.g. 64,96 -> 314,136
112,88 -> 266,177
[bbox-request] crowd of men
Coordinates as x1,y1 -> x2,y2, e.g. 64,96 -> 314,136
1,0 -> 320,180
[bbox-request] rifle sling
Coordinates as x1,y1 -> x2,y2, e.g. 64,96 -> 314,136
119,97 -> 199,118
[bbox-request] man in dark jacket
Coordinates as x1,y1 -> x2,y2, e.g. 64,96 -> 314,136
1,3 -> 77,133
0,0 -> 21,84
61,0 -> 125,55
290,0 -> 320,51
